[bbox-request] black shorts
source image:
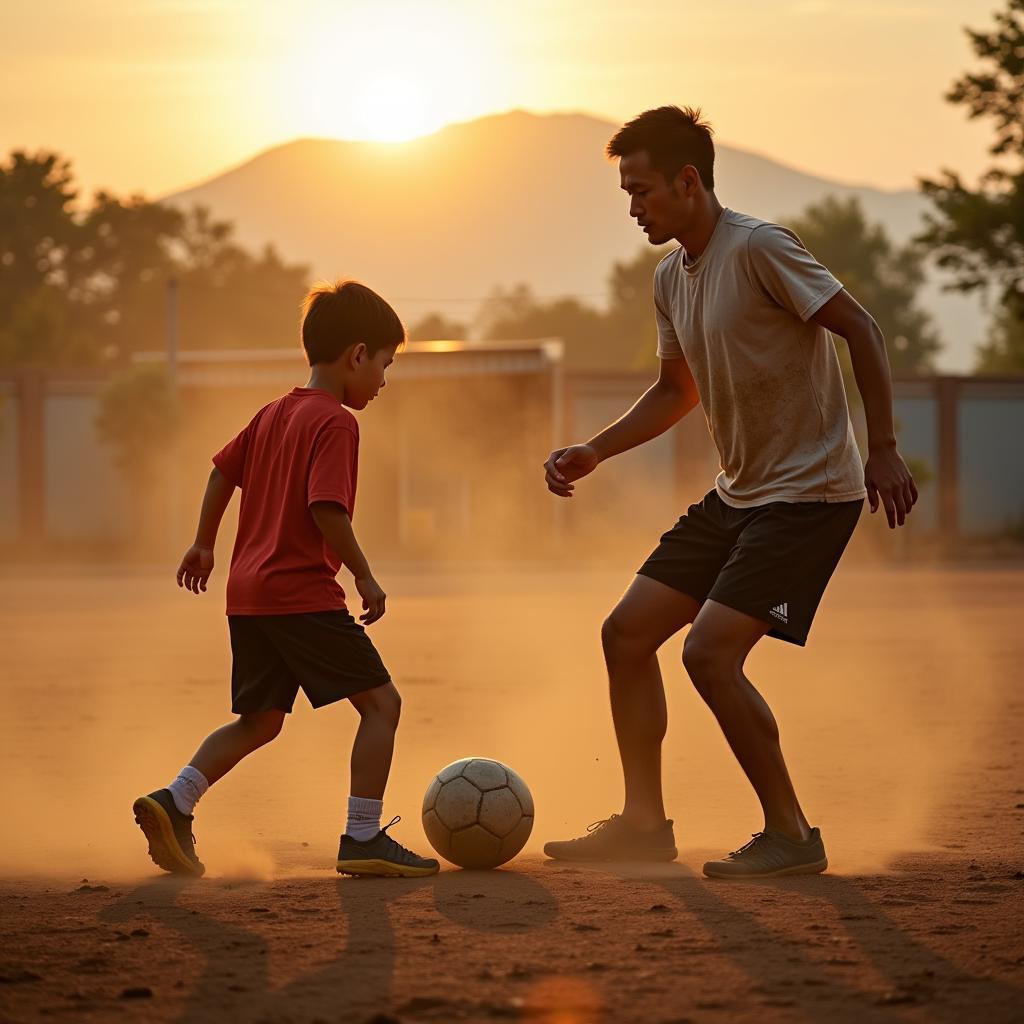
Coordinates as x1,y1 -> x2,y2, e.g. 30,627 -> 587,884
228,610 -> 390,713
637,489 -> 863,646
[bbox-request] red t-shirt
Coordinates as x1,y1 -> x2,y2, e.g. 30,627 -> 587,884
212,387 -> 358,615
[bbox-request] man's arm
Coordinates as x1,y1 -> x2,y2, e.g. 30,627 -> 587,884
177,466 -> 236,593
810,289 -> 918,528
309,501 -> 386,624
544,356 -> 699,497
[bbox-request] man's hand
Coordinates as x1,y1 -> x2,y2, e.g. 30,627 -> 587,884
864,445 -> 918,528
544,443 -> 601,497
177,545 -> 215,593
355,575 -> 386,625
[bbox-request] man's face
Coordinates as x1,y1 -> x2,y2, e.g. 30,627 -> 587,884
347,343 -> 397,409
619,150 -> 693,245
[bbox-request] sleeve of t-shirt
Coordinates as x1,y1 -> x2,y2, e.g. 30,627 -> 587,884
212,423 -> 252,488
307,425 -> 358,515
653,258 -> 684,360
747,224 -> 844,322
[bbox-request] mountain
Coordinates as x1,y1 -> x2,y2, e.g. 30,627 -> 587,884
164,110 -> 983,371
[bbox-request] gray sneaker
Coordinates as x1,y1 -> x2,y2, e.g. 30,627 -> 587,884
703,827 -> 827,879
544,815 -> 677,863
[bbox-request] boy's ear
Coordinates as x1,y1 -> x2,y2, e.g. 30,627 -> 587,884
350,342 -> 369,365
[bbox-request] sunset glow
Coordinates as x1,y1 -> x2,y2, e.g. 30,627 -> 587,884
0,0 -> 997,197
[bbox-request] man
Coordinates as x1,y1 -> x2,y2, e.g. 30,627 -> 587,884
543,106 -> 916,879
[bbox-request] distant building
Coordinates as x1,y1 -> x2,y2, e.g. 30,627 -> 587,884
1,345 -> 1022,556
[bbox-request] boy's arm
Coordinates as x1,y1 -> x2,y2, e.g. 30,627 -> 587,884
177,466 -> 236,593
543,355 -> 699,497
309,501 -> 386,624
810,289 -> 918,528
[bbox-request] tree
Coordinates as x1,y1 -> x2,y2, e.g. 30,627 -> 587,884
787,196 -> 940,372
603,246 -> 674,370
407,311 -> 468,341
976,304 -> 1024,373
918,0 -> 1024,368
476,284 -> 609,369
0,149 -> 311,367
95,364 -> 181,486
0,152 -> 88,365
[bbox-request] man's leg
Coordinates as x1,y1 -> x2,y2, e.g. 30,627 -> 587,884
603,576 -> 702,829
682,600 -> 810,840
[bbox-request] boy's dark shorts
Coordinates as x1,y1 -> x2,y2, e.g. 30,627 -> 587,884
228,610 -> 390,713
637,489 -> 863,646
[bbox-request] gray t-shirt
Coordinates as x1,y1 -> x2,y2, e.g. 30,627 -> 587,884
654,208 -> 866,507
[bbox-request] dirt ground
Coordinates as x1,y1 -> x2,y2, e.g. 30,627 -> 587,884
1,562 -> 1022,1023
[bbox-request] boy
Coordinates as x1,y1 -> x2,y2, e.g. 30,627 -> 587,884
133,279 -> 439,879
543,107 -> 917,878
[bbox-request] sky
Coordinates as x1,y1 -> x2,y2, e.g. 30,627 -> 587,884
0,0 -> 998,200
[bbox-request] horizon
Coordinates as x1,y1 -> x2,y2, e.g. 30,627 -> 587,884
1,1 -> 997,200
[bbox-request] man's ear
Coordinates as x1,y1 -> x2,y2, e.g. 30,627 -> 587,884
674,164 -> 701,197
350,342 -> 369,366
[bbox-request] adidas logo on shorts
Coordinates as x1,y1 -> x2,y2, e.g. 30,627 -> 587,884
769,602 -> 789,624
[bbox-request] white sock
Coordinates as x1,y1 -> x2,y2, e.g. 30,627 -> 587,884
167,765 -> 209,816
346,796 -> 383,841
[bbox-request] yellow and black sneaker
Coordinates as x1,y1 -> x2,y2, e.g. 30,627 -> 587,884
132,789 -> 205,877
336,816 -> 440,878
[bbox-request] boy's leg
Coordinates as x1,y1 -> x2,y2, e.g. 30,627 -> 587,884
683,600 -> 826,878
347,681 -> 402,800
188,710 -> 287,787
133,710 -> 286,877
337,681 -> 438,877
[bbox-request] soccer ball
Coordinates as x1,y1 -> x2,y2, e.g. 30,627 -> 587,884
421,757 -> 534,869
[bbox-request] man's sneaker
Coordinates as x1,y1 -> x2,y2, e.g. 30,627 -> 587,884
336,816 -> 440,878
544,815 -> 677,863
132,789 -> 205,877
702,827 -> 827,879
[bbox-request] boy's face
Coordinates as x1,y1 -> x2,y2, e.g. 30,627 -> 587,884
345,343 -> 398,410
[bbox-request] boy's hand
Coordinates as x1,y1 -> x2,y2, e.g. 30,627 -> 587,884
865,445 -> 918,528
355,575 -> 386,625
177,545 -> 215,593
544,443 -> 600,497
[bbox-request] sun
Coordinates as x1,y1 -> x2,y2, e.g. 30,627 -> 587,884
274,2 -> 501,145
348,73 -> 438,143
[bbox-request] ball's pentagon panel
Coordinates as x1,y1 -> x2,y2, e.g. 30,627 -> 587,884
461,758 -> 508,791
433,776 -> 481,831
449,824 -> 503,869
478,786 -> 524,838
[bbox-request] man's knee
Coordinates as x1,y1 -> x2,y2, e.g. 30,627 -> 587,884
682,631 -> 733,700
601,610 -> 656,664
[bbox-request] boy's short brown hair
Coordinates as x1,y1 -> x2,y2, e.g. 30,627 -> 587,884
301,280 -> 406,365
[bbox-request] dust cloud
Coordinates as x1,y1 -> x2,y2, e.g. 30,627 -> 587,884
0,554 -> 1013,881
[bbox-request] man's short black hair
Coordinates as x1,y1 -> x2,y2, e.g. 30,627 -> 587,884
301,280 -> 406,366
607,106 -> 715,190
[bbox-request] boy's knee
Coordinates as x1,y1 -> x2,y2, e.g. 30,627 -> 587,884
239,710 -> 285,745
356,682 -> 401,727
